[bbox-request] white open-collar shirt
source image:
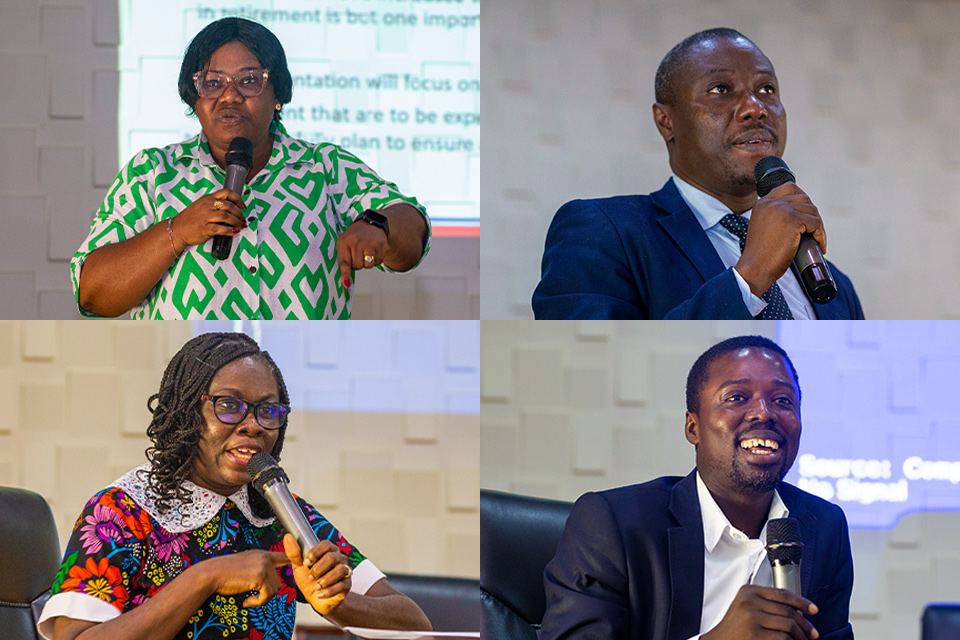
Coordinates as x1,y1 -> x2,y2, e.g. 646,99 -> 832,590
691,471 -> 789,638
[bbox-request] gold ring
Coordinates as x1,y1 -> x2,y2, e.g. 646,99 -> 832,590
364,255 -> 374,264
346,566 -> 353,578
213,200 -> 224,210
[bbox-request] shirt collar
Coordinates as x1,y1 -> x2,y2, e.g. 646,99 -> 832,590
112,464 -> 276,533
671,175 -> 753,231
696,470 -> 789,553
170,121 -> 312,173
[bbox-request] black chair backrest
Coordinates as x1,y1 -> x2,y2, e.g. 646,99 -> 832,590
0,486 -> 61,640
385,573 -> 479,632
480,490 -> 573,640
923,604 -> 960,640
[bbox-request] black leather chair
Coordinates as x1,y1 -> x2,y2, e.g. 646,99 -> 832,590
385,573 -> 479,632
480,490 -> 573,640
922,603 -> 960,640
0,486 -> 61,640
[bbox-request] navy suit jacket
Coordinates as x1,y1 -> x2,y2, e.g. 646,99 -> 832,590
541,471 -> 854,640
532,180 -> 865,319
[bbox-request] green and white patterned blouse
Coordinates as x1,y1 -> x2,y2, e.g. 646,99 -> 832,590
70,122 -> 429,319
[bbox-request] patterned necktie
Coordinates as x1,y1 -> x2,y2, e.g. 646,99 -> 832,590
718,213 -> 794,320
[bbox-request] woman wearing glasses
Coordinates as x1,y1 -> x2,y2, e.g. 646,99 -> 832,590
38,332 -> 431,640
72,18 -> 430,319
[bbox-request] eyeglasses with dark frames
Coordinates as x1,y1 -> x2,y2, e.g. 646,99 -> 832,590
193,68 -> 270,99
200,394 -> 289,430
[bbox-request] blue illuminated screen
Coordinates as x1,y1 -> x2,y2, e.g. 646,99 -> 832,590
778,322 -> 960,529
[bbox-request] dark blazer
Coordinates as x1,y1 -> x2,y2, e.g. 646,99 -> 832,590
532,179 -> 865,320
541,471 -> 854,640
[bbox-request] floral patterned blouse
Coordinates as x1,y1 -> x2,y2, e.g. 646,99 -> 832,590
38,465 -> 384,640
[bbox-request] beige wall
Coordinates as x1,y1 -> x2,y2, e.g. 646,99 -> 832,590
0,321 -> 479,589
481,320 -> 775,496
480,320 -> 960,640
0,0 -> 478,319
482,0 -> 960,319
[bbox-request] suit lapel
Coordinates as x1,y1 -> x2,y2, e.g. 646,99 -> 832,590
651,180 -> 728,282
653,180 -> 854,319
779,485 -> 818,597
809,295 -> 844,319
667,470 -> 705,640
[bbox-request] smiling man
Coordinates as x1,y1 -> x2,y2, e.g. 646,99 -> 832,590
532,28 -> 864,319
541,335 -> 854,640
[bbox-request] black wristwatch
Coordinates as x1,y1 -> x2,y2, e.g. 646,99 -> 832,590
360,209 -> 390,239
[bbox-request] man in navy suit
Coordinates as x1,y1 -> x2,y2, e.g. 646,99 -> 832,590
541,335 -> 854,640
532,29 -> 864,319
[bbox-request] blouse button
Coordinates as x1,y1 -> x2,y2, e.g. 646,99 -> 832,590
249,266 -> 257,275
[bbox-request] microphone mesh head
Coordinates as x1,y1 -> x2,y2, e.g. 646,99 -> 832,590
766,517 -> 804,563
754,155 -> 787,182
754,155 -> 795,197
247,452 -> 288,496
247,451 -> 277,478
225,136 -> 253,168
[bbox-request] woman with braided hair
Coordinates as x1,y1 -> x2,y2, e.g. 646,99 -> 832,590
38,332 -> 431,640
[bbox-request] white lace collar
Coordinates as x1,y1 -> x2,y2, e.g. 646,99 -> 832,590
112,464 -> 276,533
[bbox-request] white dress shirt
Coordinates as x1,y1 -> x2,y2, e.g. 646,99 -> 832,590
672,175 -> 816,319
690,471 -> 790,639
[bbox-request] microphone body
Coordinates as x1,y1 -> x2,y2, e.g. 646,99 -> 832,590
765,517 -> 803,596
772,559 -> 802,595
212,137 -> 253,261
754,156 -> 838,304
248,452 -> 320,552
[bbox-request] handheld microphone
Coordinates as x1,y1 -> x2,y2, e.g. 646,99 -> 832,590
212,137 -> 253,261
755,156 -> 838,304
247,452 -> 320,552
765,517 -> 803,595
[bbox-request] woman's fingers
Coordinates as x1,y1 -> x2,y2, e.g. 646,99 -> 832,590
314,570 -> 352,600
314,563 -> 351,588
205,549 -> 288,609
207,195 -> 247,232
335,220 -> 390,287
210,188 -> 246,207
284,535 -> 353,606
242,584 -> 274,608
172,192 -> 249,245
282,533 -> 303,565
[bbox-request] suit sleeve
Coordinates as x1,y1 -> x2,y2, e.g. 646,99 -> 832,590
533,200 -> 648,319
541,493 -> 631,640
660,269 -> 756,320
533,200 -> 756,320
812,505 -> 855,640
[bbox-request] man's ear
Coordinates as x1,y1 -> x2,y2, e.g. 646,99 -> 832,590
652,102 -> 675,143
684,411 -> 700,446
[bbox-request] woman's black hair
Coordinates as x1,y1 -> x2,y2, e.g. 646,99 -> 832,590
178,17 -> 293,122
145,331 -> 290,518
